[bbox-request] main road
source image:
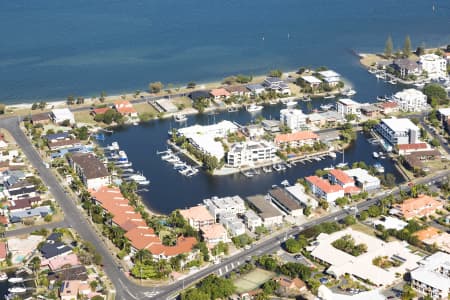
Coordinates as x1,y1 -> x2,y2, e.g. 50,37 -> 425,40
1,115 -> 448,299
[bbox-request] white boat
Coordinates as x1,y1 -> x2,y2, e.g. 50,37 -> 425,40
129,173 -> 148,182
0,272 -> 7,281
373,163 -> 385,173
341,88 -> 356,97
302,96 -> 311,102
8,287 -> 26,294
273,164 -> 282,172
285,100 -> 297,107
174,114 -> 187,122
166,155 -> 181,163
179,167 -> 191,175
117,150 -> 128,163
262,166 -> 272,173
328,152 -> 337,158
323,94 -> 335,99
161,153 -> 174,160
281,180 -> 290,187
247,104 -> 263,112
388,79 -> 397,85
173,162 -> 187,170
107,142 -> 120,151
314,157 -> 321,161
186,168 -> 199,177
133,121 -> 139,126
323,165 -> 334,171
320,104 -> 333,111
372,152 -> 379,158
336,162 -> 348,168
227,106 -> 239,112
268,100 -> 278,105
8,277 -> 23,284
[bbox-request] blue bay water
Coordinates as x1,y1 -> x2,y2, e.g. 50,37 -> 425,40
0,0 -> 449,103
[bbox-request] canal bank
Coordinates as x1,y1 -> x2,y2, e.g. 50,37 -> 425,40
98,105 -> 404,215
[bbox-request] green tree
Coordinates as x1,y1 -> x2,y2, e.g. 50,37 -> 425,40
368,205 -> 382,217
403,35 -> 412,57
384,173 -> 396,188
149,81 -> 164,93
187,82 -> 196,89
268,69 -> 282,78
0,103 -> 5,115
359,211 -> 369,221
285,238 -> 301,253
423,83 -> 448,105
343,215 -> 356,226
385,35 -> 394,57
401,284 -> 416,300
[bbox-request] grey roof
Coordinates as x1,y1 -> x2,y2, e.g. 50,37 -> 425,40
70,153 -> 109,179
188,90 -> 211,101
246,83 -> 265,91
48,265 -> 88,281
268,188 -> 302,211
43,132 -> 70,141
246,195 -> 283,219
393,59 -> 420,71
40,240 -> 71,259
9,205 -> 52,221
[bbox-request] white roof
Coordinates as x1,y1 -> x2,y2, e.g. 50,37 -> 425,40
381,117 -> 419,132
338,98 -> 361,107
178,120 -> 237,138
51,108 -> 74,120
318,70 -> 341,78
280,108 -> 306,117
244,209 -> 261,221
420,53 -> 445,61
309,228 -> 422,286
301,75 -> 322,84
189,134 -> 225,160
285,184 -> 318,207
204,195 -> 245,211
411,252 -> 450,292
393,88 -> 426,100
318,285 -> 385,300
372,216 -> 407,231
344,168 -> 380,185
438,107 -> 450,117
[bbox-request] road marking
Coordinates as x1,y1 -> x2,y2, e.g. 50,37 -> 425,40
231,263 -> 234,268
218,268 -> 222,275
225,265 -> 228,272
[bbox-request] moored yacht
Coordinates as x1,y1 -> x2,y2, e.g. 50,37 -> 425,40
246,104 -> 263,112
174,113 -> 187,122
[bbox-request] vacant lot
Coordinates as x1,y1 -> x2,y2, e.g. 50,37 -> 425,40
233,268 -> 274,293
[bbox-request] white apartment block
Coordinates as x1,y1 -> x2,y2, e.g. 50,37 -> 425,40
336,98 -> 362,117
419,54 -> 448,79
392,89 -> 427,112
376,117 -> 420,145
227,141 -> 276,168
411,252 -> 450,299
280,109 -> 308,131
203,195 -> 246,220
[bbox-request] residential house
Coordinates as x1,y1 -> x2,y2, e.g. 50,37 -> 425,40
225,85 -> 251,97
376,117 -> 420,146
243,124 -> 265,139
40,233 -> 72,259
114,100 -> 138,118
328,169 -> 360,195
396,142 -> 429,155
227,141 -> 277,168
393,195 -> 443,220
60,280 -> 91,300
415,227 -> 450,253
305,176 -> 344,203
90,107 -> 110,116
318,70 -> 341,87
301,75 -> 322,89
267,187 -> 303,217
48,139 -> 82,151
147,236 -> 197,260
210,88 -> 231,101
246,195 -> 284,227
274,131 -> 319,149
285,184 -> 319,209
280,109 -> 308,131
343,168 -> 380,191
245,84 -> 265,96
4,180 -> 36,201
372,216 -> 407,231
392,89 -> 428,112
419,54 -> 447,79
403,150 -> 441,170
273,276 -> 306,295
200,223 -> 229,246
179,205 -> 215,230
392,59 -> 421,78
360,104 -> 381,118
379,101 -> 399,115
124,226 -> 161,255
0,241 -> 7,262
8,196 -> 41,212
203,195 -> 246,221
188,90 -> 211,101
9,206 -> 52,223
49,108 -> 75,125
30,112 -> 50,125
43,132 -> 71,142
336,98 -> 362,117
69,153 -> 110,190
262,77 -> 291,95
410,252 -> 450,299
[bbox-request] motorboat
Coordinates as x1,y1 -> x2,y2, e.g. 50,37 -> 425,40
0,272 -> 7,281
373,163 -> 385,173
262,166 -> 272,173
302,96 -> 311,102
314,157 -> 321,161
133,121 -> 139,126
8,277 -> 23,284
336,162 -> 348,168
320,104 -> 333,111
166,155 -> 181,163
281,180 -> 290,187
376,95 -> 385,101
323,94 -> 335,99
106,142 -> 120,151
173,162 -> 187,170
285,100 -> 297,107
242,171 -> 255,178
117,150 -> 128,163
388,79 -> 397,85
174,114 -> 187,122
273,164 -> 282,172
227,106 -> 239,112
161,153 -> 174,161
247,104 -> 263,112
328,152 -> 337,158
323,165 -> 334,171
129,173 -> 149,183
341,88 -> 356,97
373,152 -> 379,158
8,287 -> 26,294
186,168 -> 199,177
268,100 -> 278,105
179,167 -> 191,176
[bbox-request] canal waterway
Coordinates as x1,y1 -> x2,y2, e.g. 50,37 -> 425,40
99,102 -> 403,215
1,0 -> 449,103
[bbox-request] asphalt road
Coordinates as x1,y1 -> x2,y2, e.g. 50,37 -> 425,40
419,113 -> 450,154
5,220 -> 67,238
1,115 -> 449,300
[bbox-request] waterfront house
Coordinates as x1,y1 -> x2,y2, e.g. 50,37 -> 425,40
360,104 -> 381,118
40,233 -> 72,259
274,131 -> 319,149
50,108 -> 75,125
246,195 -> 284,227
419,53 -> 447,79
392,88 -> 427,112
148,236 -> 197,261
300,75 -> 322,89
60,280 -> 91,300
336,98 -> 362,117
262,77 -> 291,95
203,195 -> 246,221
188,90 -> 212,101
48,138 -> 82,151
285,184 -> 318,209
221,216 -> 246,237
180,205 -> 215,230
308,228 -> 422,287
114,100 -> 138,118
245,84 -> 265,96
30,112 -> 50,125
343,168 -> 380,191
243,210 -> 262,231
69,153 -> 110,190
318,70 -> 341,87
243,124 -> 265,138
393,195 -> 443,220
280,108 -> 308,131
200,223 -> 229,246
227,141 -> 277,168
305,175 -> 344,203
124,226 -> 161,255
261,119 -> 280,133
267,187 -> 303,217
392,58 -> 421,78
209,88 -> 231,100
376,117 -> 420,146
410,252 -> 450,299
43,132 -> 71,142
328,169 -> 355,189
225,85 -> 251,97
41,253 -> 80,271
396,142 -> 429,155
378,101 -> 399,115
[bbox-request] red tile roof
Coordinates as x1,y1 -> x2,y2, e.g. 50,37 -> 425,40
210,88 -> 231,97
91,107 -> 110,115
275,131 -> 319,144
344,186 -> 361,194
397,143 -> 428,151
0,242 -> 7,260
125,227 -> 160,250
395,195 -> 443,219
305,175 -> 343,193
381,102 -> 398,108
414,227 -> 440,241
329,169 -> 354,185
114,100 -> 137,115
148,236 -> 197,257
